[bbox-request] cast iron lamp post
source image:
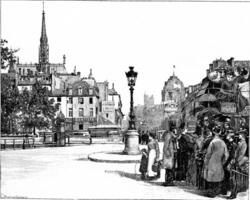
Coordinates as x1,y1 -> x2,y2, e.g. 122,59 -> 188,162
123,66 -> 140,155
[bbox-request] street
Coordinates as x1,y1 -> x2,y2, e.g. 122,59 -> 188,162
1,143 -> 248,199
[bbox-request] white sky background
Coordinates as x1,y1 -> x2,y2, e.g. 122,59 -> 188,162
2,1 -> 250,115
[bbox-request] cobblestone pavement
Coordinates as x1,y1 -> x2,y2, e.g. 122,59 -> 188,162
1,144 -> 248,199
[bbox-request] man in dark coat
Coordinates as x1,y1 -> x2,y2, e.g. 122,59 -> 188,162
203,126 -> 229,198
221,132 -> 237,195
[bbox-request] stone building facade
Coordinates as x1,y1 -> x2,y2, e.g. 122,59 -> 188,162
97,82 -> 124,126
4,7 -> 124,133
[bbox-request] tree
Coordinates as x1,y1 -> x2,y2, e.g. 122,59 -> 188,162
1,75 -> 21,134
1,39 -> 18,69
1,39 -> 20,135
20,81 -> 60,135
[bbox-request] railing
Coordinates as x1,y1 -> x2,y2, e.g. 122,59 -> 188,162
0,133 -> 121,150
0,137 -> 35,150
231,169 -> 249,192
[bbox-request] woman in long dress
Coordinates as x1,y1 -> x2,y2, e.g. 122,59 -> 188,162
147,131 -> 160,178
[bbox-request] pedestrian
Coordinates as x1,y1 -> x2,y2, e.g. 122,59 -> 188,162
221,122 -> 233,138
176,130 -> 192,181
221,132 -> 237,196
139,148 -> 148,180
203,126 -> 229,198
226,131 -> 248,199
162,130 -> 175,186
235,131 -> 248,169
198,117 -> 214,190
146,131 -> 160,179
194,133 -> 204,189
141,131 -> 149,145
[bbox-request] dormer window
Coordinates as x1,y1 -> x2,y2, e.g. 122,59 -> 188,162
69,88 -> 72,95
78,87 -> 82,95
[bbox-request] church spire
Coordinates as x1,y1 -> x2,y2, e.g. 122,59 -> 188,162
39,1 -> 49,66
173,65 -> 176,76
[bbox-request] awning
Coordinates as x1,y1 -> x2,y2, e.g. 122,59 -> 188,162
195,93 -> 217,102
196,107 -> 220,118
189,105 -> 205,115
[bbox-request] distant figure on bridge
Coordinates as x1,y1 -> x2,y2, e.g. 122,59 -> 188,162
141,131 -> 149,145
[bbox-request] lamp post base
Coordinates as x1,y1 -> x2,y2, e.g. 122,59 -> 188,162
123,129 -> 141,155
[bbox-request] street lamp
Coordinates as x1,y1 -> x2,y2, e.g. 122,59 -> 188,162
123,66 -> 140,155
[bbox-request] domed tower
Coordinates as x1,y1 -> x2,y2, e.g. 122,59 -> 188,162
161,66 -> 185,127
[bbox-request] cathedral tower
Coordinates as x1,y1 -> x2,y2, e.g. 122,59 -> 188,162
38,3 -> 49,73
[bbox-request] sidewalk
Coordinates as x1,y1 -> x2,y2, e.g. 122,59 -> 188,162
1,143 -> 248,200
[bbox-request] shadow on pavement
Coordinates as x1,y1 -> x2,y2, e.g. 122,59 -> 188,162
105,170 -> 141,181
76,157 -> 89,161
105,170 -> 207,198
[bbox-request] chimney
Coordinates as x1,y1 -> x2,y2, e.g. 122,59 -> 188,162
227,57 -> 234,67
63,55 -> 66,65
209,63 -> 213,71
112,83 -> 114,89
206,69 -> 210,77
189,86 -> 192,93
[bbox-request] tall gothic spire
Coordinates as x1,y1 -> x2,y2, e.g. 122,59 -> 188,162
39,2 -> 49,65
173,65 -> 176,76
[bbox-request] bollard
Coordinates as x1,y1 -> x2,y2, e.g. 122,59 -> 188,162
33,138 -> 35,148
22,139 -> 25,149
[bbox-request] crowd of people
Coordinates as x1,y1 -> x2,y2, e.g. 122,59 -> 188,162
139,115 -> 249,199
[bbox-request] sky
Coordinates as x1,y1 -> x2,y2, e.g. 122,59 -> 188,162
2,1 -> 250,115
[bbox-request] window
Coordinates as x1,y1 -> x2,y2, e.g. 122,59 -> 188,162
96,107 -> 98,115
90,108 -> 93,117
68,97 -> 73,104
89,88 -> 93,95
69,89 -> 72,95
99,102 -> 102,112
23,69 -> 25,75
106,113 -> 109,118
19,68 -> 21,75
89,97 -> 93,104
168,92 -> 173,100
57,97 -> 61,102
79,108 -> 84,117
78,87 -> 82,95
69,108 -> 73,117
27,69 -> 31,75
79,124 -> 83,130
79,97 -> 84,104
